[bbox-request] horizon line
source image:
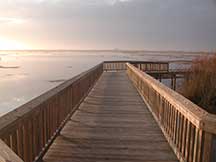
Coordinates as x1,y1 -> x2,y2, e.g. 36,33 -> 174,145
0,49 -> 215,53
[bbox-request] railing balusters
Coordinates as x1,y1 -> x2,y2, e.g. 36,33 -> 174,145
11,132 -> 18,154
178,114 -> 183,151
23,121 -> 29,162
197,130 -> 203,162
202,132 -> 213,162
29,120 -> 33,162
17,126 -> 23,158
181,117 -> 187,157
189,125 -> 195,162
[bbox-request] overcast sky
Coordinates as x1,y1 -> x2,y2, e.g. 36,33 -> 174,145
0,0 -> 216,51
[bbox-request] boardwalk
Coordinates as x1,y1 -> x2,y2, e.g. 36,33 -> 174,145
1,62 -> 214,162
43,71 -> 178,162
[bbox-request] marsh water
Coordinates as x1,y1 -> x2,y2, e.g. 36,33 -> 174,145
0,50 -> 206,116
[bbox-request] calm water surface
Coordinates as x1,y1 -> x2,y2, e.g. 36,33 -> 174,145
0,51 -> 203,116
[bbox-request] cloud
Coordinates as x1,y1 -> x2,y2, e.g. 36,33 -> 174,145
0,17 -> 25,24
0,0 -> 216,50
105,0 -> 132,5
1,0 -> 133,7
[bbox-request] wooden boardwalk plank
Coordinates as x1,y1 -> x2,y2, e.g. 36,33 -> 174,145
43,72 -> 178,162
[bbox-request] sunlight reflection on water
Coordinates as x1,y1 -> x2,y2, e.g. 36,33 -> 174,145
0,51 -> 202,116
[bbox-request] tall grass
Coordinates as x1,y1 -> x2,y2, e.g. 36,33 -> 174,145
180,55 -> 216,113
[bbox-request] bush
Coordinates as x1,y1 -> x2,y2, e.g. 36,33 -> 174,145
180,55 -> 216,113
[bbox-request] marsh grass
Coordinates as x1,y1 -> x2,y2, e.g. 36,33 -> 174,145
180,55 -> 216,113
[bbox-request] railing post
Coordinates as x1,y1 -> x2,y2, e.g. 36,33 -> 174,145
210,134 -> 216,162
202,132 -> 216,162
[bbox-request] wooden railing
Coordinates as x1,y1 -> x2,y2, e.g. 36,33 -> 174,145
103,61 -> 127,71
126,63 -> 216,162
103,61 -> 169,72
0,63 -> 103,162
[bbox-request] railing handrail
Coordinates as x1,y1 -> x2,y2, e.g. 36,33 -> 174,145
126,63 -> 216,134
104,60 -> 169,64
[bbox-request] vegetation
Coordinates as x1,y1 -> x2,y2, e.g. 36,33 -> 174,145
180,55 -> 216,113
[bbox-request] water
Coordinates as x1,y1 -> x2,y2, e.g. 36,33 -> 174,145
0,50 -> 204,116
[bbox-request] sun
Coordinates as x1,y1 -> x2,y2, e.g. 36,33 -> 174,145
0,38 -> 28,50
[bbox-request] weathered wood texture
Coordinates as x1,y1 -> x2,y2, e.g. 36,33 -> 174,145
43,72 -> 178,162
0,63 -> 103,162
127,63 -> 216,162
103,61 -> 169,72
0,139 -> 24,162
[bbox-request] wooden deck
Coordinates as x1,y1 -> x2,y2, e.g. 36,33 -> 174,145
43,72 -> 178,162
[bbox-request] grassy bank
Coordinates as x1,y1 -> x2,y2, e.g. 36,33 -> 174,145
180,55 -> 216,113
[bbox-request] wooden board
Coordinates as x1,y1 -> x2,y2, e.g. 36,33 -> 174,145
43,72 -> 178,162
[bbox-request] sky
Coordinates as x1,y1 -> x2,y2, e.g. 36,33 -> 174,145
0,0 -> 216,51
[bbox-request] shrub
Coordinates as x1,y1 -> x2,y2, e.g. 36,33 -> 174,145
180,55 -> 216,113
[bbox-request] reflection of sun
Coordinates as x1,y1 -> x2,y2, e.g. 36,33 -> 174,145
0,38 -> 28,50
